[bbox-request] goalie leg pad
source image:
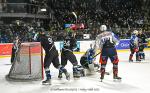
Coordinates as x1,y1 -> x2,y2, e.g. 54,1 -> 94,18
80,56 -> 89,68
73,65 -> 83,78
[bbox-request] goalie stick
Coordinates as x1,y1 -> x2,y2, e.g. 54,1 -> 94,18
92,51 -> 101,58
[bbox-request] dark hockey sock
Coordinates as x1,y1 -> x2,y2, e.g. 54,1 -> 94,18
129,54 -> 133,60
113,64 -> 118,78
59,66 -> 67,74
45,70 -> 51,80
140,52 -> 145,59
142,53 -> 145,59
100,68 -> 105,79
136,53 -> 140,60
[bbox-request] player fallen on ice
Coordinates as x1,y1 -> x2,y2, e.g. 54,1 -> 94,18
94,25 -> 121,81
129,30 -> 141,62
58,31 -> 83,79
80,44 -> 100,74
35,31 -> 70,85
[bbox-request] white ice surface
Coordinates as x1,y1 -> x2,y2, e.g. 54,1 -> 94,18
0,50 -> 150,93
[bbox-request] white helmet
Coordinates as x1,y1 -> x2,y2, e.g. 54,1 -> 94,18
133,30 -> 138,35
100,25 -> 107,31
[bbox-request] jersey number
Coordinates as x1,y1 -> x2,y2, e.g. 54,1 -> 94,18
101,36 -> 113,44
48,38 -> 53,44
64,41 -> 70,46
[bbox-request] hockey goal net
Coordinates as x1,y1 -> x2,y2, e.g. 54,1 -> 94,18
6,42 -> 44,81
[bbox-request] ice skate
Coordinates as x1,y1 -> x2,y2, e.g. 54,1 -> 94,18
100,76 -> 104,82
42,79 -> 51,85
113,67 -> 121,81
113,76 -> 122,82
136,59 -> 141,62
114,76 -> 122,79
129,59 -> 133,62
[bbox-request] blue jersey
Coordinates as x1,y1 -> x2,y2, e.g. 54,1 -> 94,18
84,48 -> 95,64
130,34 -> 138,48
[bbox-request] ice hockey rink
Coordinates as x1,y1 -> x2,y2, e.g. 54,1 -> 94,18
0,49 -> 150,93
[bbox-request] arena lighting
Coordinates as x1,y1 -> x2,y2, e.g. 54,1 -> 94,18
41,8 -> 46,12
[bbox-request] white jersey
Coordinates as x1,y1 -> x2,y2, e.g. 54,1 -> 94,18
94,31 -> 119,51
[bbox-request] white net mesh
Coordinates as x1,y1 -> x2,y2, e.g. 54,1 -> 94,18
7,42 -> 43,81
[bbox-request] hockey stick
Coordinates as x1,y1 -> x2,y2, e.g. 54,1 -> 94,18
92,51 -> 101,58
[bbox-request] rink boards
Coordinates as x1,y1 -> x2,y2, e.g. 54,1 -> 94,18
0,48 -> 150,59
0,39 -> 150,58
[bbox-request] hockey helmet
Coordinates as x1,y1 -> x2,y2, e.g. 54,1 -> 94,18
133,30 -> 138,35
100,25 -> 107,31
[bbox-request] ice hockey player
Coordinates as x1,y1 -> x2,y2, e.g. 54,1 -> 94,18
137,29 -> 147,60
10,36 -> 21,64
36,31 -> 70,85
80,44 -> 99,72
94,25 -> 121,81
58,31 -> 82,79
129,30 -> 141,62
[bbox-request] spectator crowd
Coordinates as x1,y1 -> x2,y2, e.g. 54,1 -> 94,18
0,0 -> 150,43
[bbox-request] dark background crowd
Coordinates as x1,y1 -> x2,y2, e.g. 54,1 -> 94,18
0,0 -> 150,43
